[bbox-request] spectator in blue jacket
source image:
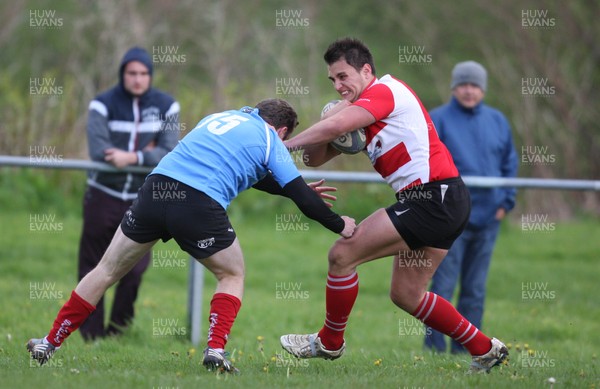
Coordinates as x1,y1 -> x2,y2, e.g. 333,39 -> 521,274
78,46 -> 180,341
424,61 -> 518,354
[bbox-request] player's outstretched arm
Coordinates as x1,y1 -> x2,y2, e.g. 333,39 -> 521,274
253,175 -> 337,208
281,176 -> 350,235
302,143 -> 341,167
284,105 -> 374,150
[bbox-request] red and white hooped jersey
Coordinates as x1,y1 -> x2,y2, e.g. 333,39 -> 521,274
353,75 -> 458,193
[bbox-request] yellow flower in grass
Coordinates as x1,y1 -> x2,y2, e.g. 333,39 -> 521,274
187,348 -> 196,358
374,358 -> 382,366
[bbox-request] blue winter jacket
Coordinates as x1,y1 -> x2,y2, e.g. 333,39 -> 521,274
430,96 -> 518,229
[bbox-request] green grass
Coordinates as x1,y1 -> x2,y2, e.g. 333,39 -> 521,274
0,208 -> 598,389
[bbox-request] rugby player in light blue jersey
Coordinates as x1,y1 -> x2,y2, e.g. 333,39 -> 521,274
27,99 -> 356,374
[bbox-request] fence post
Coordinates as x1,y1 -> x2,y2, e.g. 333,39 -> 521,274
187,257 -> 204,346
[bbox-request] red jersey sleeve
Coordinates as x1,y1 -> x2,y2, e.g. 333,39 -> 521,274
352,83 -> 395,121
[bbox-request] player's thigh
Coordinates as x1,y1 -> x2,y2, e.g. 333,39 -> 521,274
77,227 -> 156,305
197,238 -> 245,279
99,226 -> 158,279
329,208 -> 411,267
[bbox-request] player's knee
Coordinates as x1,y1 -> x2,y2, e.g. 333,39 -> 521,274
212,268 -> 244,282
389,289 -> 407,310
389,287 -> 422,313
327,243 -> 352,269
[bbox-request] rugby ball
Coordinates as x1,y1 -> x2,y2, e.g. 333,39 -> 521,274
320,100 -> 367,155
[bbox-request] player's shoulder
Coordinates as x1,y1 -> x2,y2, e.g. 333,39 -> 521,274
369,74 -> 421,99
232,108 -> 268,132
368,74 -> 396,91
378,74 -> 398,83
358,75 -> 396,101
376,74 -> 409,89
216,109 -> 269,138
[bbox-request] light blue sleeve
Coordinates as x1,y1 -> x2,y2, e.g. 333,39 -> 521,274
266,132 -> 301,187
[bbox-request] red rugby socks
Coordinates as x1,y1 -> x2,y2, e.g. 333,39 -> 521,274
206,293 -> 242,350
318,272 -> 359,350
413,291 -> 492,355
46,290 -> 96,347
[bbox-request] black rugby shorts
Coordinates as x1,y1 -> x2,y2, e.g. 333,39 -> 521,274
385,177 -> 470,250
120,174 -> 236,259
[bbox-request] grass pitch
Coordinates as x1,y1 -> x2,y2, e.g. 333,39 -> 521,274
0,208 -> 598,388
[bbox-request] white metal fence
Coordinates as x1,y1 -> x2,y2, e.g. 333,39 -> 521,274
2,155 -> 599,345
2,155 -> 599,190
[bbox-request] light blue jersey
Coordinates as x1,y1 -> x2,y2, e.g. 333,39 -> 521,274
151,107 -> 300,209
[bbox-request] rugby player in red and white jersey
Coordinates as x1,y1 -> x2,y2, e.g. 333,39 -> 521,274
280,37 -> 508,373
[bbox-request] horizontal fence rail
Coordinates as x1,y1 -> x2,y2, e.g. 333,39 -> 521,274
2,155 -> 599,191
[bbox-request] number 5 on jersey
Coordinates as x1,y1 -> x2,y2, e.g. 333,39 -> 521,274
199,112 -> 250,135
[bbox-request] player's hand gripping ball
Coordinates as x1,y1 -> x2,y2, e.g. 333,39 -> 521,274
320,100 -> 367,155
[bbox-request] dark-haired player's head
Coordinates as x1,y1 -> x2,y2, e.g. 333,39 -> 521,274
256,99 -> 299,140
324,38 -> 376,76
323,38 -> 376,103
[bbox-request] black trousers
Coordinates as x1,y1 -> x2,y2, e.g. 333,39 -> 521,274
77,186 -> 150,340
